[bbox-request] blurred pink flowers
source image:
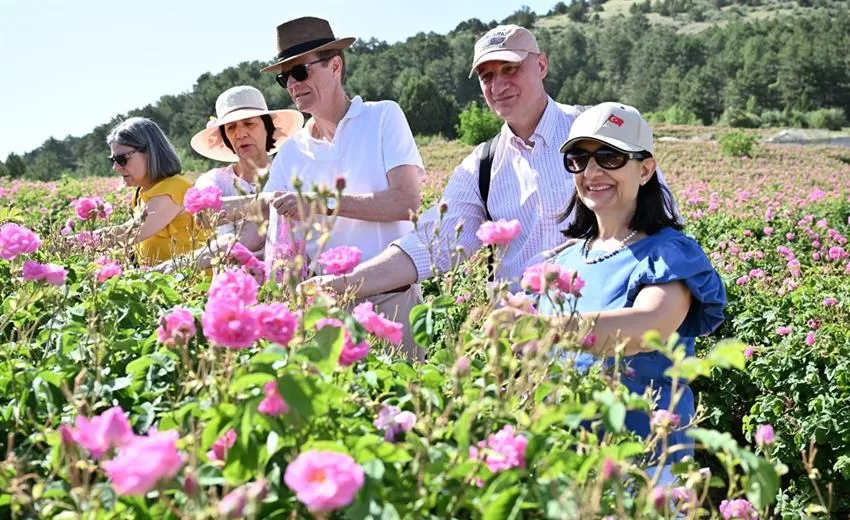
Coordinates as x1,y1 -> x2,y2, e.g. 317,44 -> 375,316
94,256 -> 122,283
317,245 -> 362,275
184,186 -> 223,215
754,424 -> 775,447
258,381 -> 289,416
470,424 -> 527,474
102,429 -> 185,496
352,301 -> 403,345
775,326 -> 791,336
374,403 -> 416,442
0,223 -> 41,260
283,450 -> 364,511
208,269 -> 258,306
22,260 -> 67,286
476,219 -> 521,246
68,406 -> 134,459
208,429 -> 236,463
719,498 -> 757,519
201,295 -> 260,349
521,262 -> 585,297
316,318 -> 370,366
255,303 -> 297,346
72,195 -> 112,221
157,307 -> 196,348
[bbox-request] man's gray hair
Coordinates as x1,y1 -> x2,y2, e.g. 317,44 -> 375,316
107,117 -> 181,182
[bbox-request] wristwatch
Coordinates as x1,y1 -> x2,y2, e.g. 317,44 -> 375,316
326,196 -> 338,213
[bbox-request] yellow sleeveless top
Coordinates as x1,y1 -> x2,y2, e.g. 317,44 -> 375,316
132,175 -> 209,266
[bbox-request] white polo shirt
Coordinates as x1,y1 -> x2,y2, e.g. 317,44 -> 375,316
264,96 -> 423,271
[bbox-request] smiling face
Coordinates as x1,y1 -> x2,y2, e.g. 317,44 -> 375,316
475,53 -> 548,124
223,117 -> 269,163
571,140 -> 656,218
110,143 -> 150,189
282,52 -> 340,114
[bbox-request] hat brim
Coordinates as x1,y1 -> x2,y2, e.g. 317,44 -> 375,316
559,136 -> 646,154
468,49 -> 529,78
260,37 -> 356,73
190,109 -> 304,162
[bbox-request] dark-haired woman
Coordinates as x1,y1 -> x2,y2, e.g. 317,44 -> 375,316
533,102 -> 727,479
190,85 -> 303,238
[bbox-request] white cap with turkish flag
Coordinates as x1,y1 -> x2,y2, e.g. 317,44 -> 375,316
559,102 -> 655,155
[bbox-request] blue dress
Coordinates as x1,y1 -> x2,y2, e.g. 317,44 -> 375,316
537,227 -> 726,463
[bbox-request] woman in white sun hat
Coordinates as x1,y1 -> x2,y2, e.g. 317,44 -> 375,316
191,85 -> 303,239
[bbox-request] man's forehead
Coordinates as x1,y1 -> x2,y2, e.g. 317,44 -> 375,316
475,59 -> 521,75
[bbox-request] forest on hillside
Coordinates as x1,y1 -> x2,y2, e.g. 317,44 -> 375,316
2,0 -> 849,181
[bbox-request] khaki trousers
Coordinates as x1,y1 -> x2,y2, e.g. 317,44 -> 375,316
352,284 -> 425,362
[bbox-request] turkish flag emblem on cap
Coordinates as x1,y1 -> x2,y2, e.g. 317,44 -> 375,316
608,114 -> 625,127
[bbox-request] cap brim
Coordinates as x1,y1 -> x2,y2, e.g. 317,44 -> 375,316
468,49 -> 529,78
260,37 -> 356,73
559,136 -> 645,154
191,109 -> 304,162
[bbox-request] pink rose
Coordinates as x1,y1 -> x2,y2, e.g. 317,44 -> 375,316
23,261 -> 68,285
744,346 -> 755,359
208,269 -> 258,306
475,219 -> 521,246
0,223 -> 41,260
316,318 -> 370,366
69,407 -> 134,459
94,256 -> 122,283
754,424 -> 775,447
102,429 -> 185,496
73,196 -> 112,221
254,303 -> 297,346
469,424 -> 527,473
157,307 -> 196,347
775,326 -> 792,336
805,331 -> 816,346
207,429 -> 236,463
317,246 -> 362,275
183,186 -> 223,215
202,296 -> 260,349
823,297 -> 838,307
352,302 -> 403,345
257,381 -> 289,416
374,404 -> 416,442
601,457 -> 619,480
650,410 -> 681,430
227,243 -> 256,265
719,498 -> 757,519
283,450 -> 365,511
521,263 -> 585,297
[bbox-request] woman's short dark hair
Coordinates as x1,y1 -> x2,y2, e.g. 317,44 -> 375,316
559,167 -> 683,238
218,114 -> 276,154
107,117 -> 181,182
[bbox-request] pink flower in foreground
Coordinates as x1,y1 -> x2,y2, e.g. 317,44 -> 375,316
719,498 -> 758,519
374,404 -> 417,442
744,346 -> 755,359
227,242 -> 255,265
70,406 -> 135,459
284,450 -> 365,511
157,307 -> 196,348
754,424 -> 775,447
601,457 -> 619,480
650,410 -> 681,431
258,381 -> 289,416
775,326 -> 792,336
476,219 -> 521,246
207,429 -> 236,463
0,223 -> 41,260
316,318 -> 370,366
73,195 -> 112,221
94,256 -> 122,283
254,303 -> 297,346
469,425 -> 527,474
202,296 -> 260,349
521,262 -> 584,297
208,269 -> 258,306
352,301 -> 403,345
671,487 -> 697,509
23,260 -> 68,286
648,486 -> 667,512
102,429 -> 185,496
823,297 -> 838,307
501,292 -> 537,314
183,186 -> 223,215
317,246 -> 362,275
805,331 -> 816,346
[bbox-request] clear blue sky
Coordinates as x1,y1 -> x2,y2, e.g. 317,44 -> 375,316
0,0 -> 555,159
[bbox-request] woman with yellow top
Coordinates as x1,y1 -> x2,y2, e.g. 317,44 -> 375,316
96,117 -> 207,266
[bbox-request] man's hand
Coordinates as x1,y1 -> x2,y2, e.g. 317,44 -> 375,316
272,191 -> 315,220
297,274 -> 345,296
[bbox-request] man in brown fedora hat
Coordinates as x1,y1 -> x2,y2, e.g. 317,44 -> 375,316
261,16 -> 427,360
304,25 -> 679,311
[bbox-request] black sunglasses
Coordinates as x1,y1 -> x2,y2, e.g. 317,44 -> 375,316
108,149 -> 142,167
563,146 -> 652,174
275,57 -> 331,88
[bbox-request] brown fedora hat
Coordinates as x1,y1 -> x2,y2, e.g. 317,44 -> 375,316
260,17 -> 355,74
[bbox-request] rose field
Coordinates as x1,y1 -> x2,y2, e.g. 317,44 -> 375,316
1,132 -> 849,519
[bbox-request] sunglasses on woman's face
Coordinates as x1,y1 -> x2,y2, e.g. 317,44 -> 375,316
108,149 -> 141,167
563,146 -> 652,174
275,57 -> 331,88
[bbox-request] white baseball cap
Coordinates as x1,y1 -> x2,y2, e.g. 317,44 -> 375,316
560,102 -> 655,155
469,25 -> 541,78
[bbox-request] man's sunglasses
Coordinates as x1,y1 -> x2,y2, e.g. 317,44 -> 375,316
563,146 -> 652,174
108,149 -> 143,167
275,57 -> 331,88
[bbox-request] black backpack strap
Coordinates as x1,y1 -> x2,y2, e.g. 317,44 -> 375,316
478,133 -> 500,280
478,134 -> 499,221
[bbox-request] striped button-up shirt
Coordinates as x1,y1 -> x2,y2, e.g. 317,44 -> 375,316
396,97 -> 580,289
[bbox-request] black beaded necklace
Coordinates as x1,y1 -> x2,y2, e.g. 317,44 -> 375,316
580,229 -> 638,264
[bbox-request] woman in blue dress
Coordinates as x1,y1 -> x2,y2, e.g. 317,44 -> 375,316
528,102 -> 727,477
